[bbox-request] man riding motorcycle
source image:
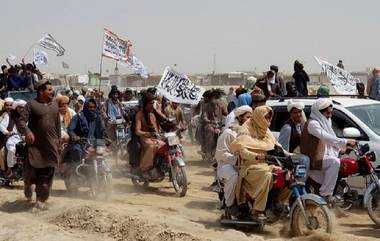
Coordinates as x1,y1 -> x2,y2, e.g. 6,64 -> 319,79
0,99 -> 26,178
215,105 -> 252,217
63,99 -> 109,169
134,92 -> 175,178
230,106 -> 293,221
301,98 -> 356,204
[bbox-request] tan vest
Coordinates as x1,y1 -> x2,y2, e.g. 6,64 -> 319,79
300,121 -> 325,170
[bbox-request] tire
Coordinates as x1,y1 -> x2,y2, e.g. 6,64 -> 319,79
367,188 -> 380,226
291,200 -> 332,236
171,165 -> 188,197
131,177 -> 149,189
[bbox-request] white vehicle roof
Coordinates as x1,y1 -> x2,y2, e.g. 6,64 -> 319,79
266,96 -> 380,108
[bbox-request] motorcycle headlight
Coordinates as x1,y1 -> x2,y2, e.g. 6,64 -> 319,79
295,165 -> 306,177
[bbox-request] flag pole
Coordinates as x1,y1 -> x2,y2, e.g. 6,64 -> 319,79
23,43 -> 36,60
99,55 -> 103,91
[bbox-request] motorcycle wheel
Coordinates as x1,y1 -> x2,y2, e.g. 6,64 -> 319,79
131,177 -> 149,189
291,200 -> 332,236
367,188 -> 380,225
335,180 -> 354,211
171,165 -> 187,197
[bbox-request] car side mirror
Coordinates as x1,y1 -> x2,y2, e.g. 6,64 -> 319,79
343,127 -> 361,138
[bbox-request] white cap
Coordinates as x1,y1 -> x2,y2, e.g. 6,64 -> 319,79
77,95 -> 85,103
233,105 -> 252,117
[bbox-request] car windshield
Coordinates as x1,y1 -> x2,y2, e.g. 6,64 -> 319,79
347,104 -> 380,136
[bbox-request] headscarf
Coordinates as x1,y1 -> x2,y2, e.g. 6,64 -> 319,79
230,106 -> 277,153
83,99 -> 97,122
310,98 -> 335,136
57,95 -> 73,128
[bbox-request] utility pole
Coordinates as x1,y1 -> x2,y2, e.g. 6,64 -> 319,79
212,53 -> 216,74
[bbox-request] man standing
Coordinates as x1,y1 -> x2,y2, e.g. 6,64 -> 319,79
293,60 -> 310,96
215,105 -> 252,217
270,65 -> 286,96
367,67 -> 380,100
17,80 -> 61,210
255,71 -> 281,98
337,60 -> 344,70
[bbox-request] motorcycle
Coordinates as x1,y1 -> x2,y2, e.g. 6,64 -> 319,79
306,143 -> 380,225
108,117 -> 129,166
127,131 -> 188,197
63,138 -> 113,199
0,140 -> 26,186
217,156 -> 332,236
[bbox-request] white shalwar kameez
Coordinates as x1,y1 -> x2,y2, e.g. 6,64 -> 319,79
307,120 -> 347,197
215,127 -> 238,207
0,114 -> 22,168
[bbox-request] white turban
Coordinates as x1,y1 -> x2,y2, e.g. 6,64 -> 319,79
77,95 -> 85,103
287,100 -> 305,112
310,98 -> 334,136
4,97 -> 14,103
12,99 -> 27,109
233,105 -> 252,117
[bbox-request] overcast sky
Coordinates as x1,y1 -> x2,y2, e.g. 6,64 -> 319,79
0,0 -> 378,75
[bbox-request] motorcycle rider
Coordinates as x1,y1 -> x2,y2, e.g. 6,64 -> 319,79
301,98 -> 356,203
0,99 -> 26,178
278,101 -> 310,175
0,98 -> 14,171
230,106 -> 291,221
102,87 -> 126,142
135,92 -> 175,177
215,105 -> 252,217
64,99 -> 108,167
56,95 -> 76,143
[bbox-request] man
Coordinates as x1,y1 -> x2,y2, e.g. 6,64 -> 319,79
226,87 -> 236,113
17,80 -> 61,210
56,95 -> 76,142
215,105 -> 252,217
0,65 -> 8,93
135,93 -> 174,177
367,67 -> 380,100
301,98 -> 355,203
337,60 -> 344,70
293,60 -> 310,96
165,102 -> 187,130
0,98 -> 14,171
102,88 -> 126,141
285,81 -> 300,97
255,71 -> 281,98
124,88 -> 134,101
278,101 -> 310,174
200,90 -> 227,160
270,65 -> 286,96
0,99 -> 26,178
224,88 -> 266,129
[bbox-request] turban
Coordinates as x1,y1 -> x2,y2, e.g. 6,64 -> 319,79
4,97 -> 14,103
287,100 -> 305,112
56,95 -> 70,104
233,105 -> 252,117
12,99 -> 26,109
77,95 -> 85,103
313,98 -> 333,111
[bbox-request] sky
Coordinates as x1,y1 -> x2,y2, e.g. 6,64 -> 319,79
0,0 -> 379,75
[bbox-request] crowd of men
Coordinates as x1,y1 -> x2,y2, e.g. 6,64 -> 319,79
0,59 -> 380,219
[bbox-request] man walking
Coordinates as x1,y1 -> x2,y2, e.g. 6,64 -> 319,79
17,80 -> 61,210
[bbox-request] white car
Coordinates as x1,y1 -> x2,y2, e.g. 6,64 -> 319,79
267,96 -> 380,194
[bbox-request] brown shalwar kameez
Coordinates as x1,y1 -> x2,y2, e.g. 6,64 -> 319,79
17,99 -> 61,202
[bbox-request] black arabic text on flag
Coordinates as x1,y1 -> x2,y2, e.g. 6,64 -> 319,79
39,34 -> 65,56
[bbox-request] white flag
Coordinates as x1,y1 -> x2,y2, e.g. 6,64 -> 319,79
38,33 -> 65,56
119,55 -> 148,79
157,66 -> 205,105
33,49 -> 48,65
315,56 -> 359,95
102,28 -> 128,60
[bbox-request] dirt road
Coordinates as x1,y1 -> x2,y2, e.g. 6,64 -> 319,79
0,144 -> 379,241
